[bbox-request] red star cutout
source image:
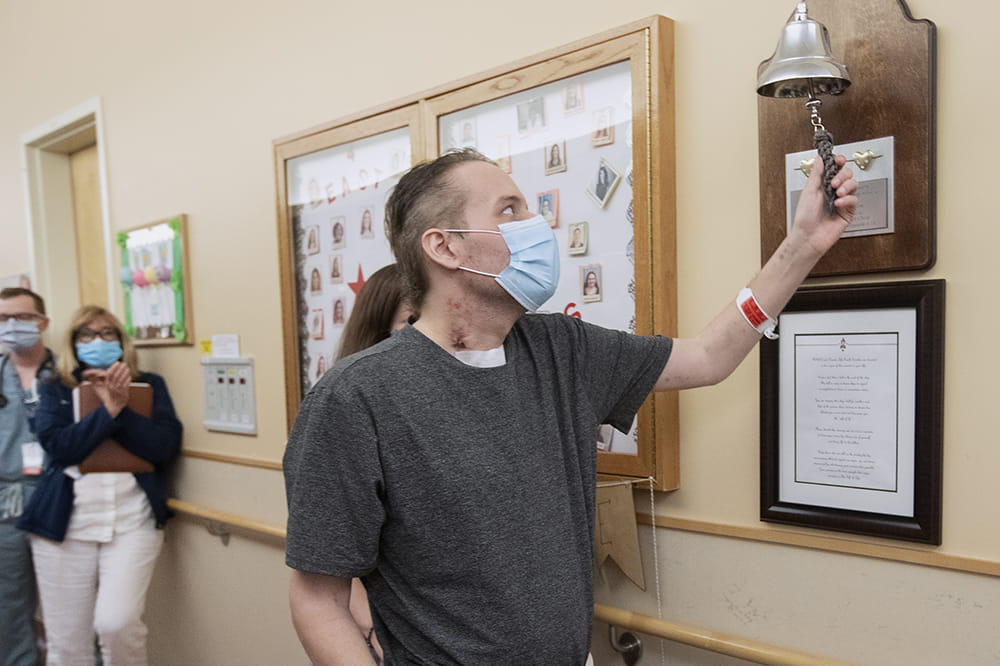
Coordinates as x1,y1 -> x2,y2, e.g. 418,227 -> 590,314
348,266 -> 366,295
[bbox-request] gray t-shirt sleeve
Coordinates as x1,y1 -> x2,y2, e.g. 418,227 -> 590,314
283,371 -> 385,577
567,316 -> 673,432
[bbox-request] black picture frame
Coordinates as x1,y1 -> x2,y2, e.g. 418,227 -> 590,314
760,280 -> 945,544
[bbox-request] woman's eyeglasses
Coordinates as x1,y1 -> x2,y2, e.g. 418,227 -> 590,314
75,327 -> 119,343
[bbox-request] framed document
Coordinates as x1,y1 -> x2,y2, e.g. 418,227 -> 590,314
759,280 -> 944,543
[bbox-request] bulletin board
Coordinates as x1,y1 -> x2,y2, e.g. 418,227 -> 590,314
275,16 -> 677,487
275,107 -> 420,414
436,62 -> 635,337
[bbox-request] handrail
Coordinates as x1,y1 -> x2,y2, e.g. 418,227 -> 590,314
166,499 -> 851,664
167,498 -> 286,539
594,604 -> 851,666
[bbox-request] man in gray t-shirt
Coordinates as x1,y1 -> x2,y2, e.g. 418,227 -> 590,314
284,149 -> 857,665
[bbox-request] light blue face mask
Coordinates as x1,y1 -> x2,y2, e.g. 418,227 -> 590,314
0,320 -> 41,353
75,339 -> 123,369
444,214 -> 561,312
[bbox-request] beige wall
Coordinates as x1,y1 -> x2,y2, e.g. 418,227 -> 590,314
2,0 -> 998,663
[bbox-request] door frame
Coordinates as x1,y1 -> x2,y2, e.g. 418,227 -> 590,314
20,97 -> 115,338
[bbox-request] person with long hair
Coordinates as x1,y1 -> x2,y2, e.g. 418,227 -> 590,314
548,143 -> 562,169
18,305 -> 182,665
338,264 -> 411,358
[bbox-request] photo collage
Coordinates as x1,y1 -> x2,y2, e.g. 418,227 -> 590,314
440,60 -> 635,335
288,128 -> 409,392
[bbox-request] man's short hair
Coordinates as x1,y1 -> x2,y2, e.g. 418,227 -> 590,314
0,287 -> 46,315
384,149 -> 495,311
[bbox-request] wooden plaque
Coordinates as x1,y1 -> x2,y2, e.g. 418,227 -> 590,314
758,0 -> 936,276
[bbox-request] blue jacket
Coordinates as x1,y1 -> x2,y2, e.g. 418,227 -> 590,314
17,370 -> 182,541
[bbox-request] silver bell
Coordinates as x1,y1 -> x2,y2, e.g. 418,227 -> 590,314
757,2 -> 851,99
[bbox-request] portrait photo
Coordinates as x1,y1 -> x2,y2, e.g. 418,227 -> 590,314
567,221 -> 589,256
591,107 -> 615,147
309,308 -> 325,340
496,135 -> 512,174
586,158 -> 622,208
360,207 -> 374,238
596,424 -> 614,452
331,216 -> 346,249
516,97 -> 546,134
563,83 -> 585,116
315,354 -> 328,381
580,264 -> 603,303
305,225 -> 320,255
329,254 -> 343,284
332,298 -> 347,326
448,118 -> 477,150
544,141 -> 567,176
308,179 -> 322,208
537,190 -> 560,228
309,267 -> 323,295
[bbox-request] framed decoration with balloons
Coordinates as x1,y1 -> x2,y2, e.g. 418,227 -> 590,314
116,214 -> 194,346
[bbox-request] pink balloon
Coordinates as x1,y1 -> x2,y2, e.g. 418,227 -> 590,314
133,268 -> 148,287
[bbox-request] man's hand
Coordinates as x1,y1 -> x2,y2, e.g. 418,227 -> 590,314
82,361 -> 131,418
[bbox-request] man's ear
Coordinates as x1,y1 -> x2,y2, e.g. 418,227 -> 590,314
421,228 -> 462,270
37,316 -> 49,334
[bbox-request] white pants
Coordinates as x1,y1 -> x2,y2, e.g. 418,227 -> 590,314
30,527 -> 163,666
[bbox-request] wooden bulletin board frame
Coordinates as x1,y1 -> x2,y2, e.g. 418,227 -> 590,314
274,16 -> 678,488
758,0 -> 936,277
275,106 -> 422,420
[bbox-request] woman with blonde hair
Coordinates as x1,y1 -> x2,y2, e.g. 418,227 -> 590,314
18,305 -> 182,665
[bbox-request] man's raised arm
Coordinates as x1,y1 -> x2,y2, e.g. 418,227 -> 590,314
656,154 -> 858,391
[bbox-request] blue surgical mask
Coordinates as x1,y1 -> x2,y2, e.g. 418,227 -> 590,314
445,215 -> 561,311
75,339 -> 123,369
0,320 -> 41,353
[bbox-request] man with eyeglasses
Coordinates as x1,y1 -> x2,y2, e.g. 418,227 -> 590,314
0,287 -> 55,666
